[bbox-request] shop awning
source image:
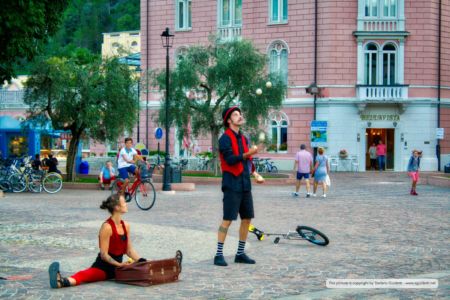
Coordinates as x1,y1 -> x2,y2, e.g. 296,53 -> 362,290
0,115 -> 22,131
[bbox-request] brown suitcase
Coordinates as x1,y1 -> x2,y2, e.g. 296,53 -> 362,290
115,252 -> 182,286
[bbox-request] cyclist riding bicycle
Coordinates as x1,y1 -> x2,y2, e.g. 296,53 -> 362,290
117,138 -> 140,194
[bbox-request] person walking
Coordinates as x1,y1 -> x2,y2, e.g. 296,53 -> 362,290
292,144 -> 313,197
48,194 -> 151,288
312,147 -> 329,198
407,150 -> 422,196
214,106 -> 260,267
376,140 -> 387,171
368,142 -> 377,170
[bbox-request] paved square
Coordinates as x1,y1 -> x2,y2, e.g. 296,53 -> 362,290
0,173 -> 449,299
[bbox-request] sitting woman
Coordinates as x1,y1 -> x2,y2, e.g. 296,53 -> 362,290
48,194 -> 148,288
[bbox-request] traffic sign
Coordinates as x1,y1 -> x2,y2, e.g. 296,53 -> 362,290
155,127 -> 163,140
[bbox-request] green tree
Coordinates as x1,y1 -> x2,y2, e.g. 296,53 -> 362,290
153,39 -> 286,174
24,50 -> 138,180
0,0 -> 69,82
43,0 -> 140,55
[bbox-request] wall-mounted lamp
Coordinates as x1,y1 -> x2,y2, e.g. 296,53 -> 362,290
367,122 -> 371,128
357,133 -> 361,142
400,133 -> 404,142
393,121 -> 398,127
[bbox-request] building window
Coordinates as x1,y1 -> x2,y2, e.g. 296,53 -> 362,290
268,41 -> 289,84
176,46 -> 189,63
267,111 -> 289,152
219,0 -> 242,27
176,0 -> 192,30
107,141 -> 118,152
270,0 -> 288,23
382,44 -> 396,85
364,42 -> 397,85
383,0 -> 396,17
81,136 -> 90,151
364,43 -> 378,85
364,0 -> 396,17
364,0 -> 378,17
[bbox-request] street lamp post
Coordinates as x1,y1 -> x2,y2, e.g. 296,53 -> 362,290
161,27 -> 174,191
135,65 -> 141,143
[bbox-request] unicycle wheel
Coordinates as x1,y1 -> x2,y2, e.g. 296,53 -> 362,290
296,226 -> 329,246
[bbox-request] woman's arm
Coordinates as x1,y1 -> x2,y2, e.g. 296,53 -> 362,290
125,222 -> 141,261
99,223 -> 124,267
313,161 -> 319,173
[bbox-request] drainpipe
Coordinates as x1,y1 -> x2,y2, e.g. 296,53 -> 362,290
313,0 -> 318,160
146,0 -> 149,148
437,0 -> 441,171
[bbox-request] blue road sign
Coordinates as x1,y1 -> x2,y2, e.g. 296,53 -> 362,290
155,127 -> 163,140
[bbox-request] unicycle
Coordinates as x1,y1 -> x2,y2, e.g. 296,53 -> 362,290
249,224 -> 329,246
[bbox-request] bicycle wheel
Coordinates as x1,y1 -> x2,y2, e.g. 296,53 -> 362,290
43,173 -> 63,194
296,226 -> 329,246
270,166 -> 278,173
110,179 -> 123,195
8,173 -> 27,193
0,180 -> 11,192
256,164 -> 264,173
28,173 -> 43,193
135,180 -> 156,210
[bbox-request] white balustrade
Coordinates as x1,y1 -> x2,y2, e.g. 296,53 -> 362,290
218,26 -> 242,41
0,90 -> 27,108
357,19 -> 405,32
357,85 -> 408,101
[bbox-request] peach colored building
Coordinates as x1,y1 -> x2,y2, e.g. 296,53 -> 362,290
138,0 -> 450,171
1,1 -> 449,172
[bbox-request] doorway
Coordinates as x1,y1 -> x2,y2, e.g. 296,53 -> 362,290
365,128 -> 395,170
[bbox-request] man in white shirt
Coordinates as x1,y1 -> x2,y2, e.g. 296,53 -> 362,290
117,137 -> 138,193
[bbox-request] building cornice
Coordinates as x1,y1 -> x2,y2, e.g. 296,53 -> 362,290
353,31 -> 410,41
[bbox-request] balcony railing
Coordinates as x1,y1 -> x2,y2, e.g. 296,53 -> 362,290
218,25 -> 242,41
0,90 -> 28,109
357,85 -> 409,101
357,18 -> 405,32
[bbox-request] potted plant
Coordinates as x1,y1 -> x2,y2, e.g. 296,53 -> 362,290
339,149 -> 348,159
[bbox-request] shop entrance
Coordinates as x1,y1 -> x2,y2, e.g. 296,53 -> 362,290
365,128 -> 395,170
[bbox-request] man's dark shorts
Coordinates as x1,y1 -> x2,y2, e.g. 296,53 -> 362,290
223,189 -> 254,221
296,172 -> 310,180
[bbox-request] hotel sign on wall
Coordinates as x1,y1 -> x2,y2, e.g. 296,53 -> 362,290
360,114 -> 400,121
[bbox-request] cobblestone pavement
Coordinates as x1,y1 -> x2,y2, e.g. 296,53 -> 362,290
0,172 -> 449,299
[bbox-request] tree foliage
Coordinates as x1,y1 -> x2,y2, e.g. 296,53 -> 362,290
45,0 -> 140,54
153,39 -> 286,173
0,0 -> 69,82
24,50 -> 138,180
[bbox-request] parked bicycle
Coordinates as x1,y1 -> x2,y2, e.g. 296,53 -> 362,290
253,158 -> 278,173
110,162 -> 156,211
171,158 -> 188,171
196,156 -> 210,171
0,156 -> 63,193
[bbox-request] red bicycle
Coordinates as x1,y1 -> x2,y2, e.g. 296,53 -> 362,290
111,163 -> 156,211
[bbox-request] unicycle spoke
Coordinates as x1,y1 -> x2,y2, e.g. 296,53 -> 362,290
296,226 -> 329,246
